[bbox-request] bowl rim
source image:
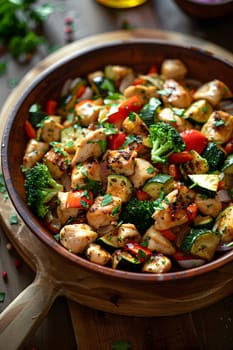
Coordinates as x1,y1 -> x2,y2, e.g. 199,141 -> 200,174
1,33 -> 233,282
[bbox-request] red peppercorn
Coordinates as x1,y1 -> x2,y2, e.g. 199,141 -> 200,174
2,271 -> 7,280
15,258 -> 21,268
64,16 -> 73,25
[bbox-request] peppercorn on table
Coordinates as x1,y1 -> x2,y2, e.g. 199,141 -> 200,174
0,1 -> 233,349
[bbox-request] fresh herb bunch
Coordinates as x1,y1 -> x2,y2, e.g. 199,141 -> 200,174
0,0 -> 53,59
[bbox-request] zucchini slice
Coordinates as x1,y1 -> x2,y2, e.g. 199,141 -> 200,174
188,174 -> 219,198
181,228 -> 220,261
222,154 -> 233,175
142,174 -> 174,199
193,215 -> 214,229
184,99 -> 213,124
139,97 -> 161,127
111,249 -> 142,271
97,232 -> 119,253
179,150 -> 209,178
202,142 -> 226,171
106,174 -> 133,203
213,206 -> 233,243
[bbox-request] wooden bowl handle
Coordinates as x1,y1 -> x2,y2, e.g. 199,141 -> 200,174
0,272 -> 58,349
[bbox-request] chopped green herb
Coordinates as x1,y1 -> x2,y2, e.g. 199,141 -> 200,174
101,194 -> 113,206
214,119 -> 225,127
128,112 -> 136,121
111,205 -> 120,216
9,212 -> 19,225
0,292 -> 6,303
0,174 -> 7,193
146,166 -> 154,174
112,340 -> 131,350
157,88 -> 173,96
0,0 -> 53,59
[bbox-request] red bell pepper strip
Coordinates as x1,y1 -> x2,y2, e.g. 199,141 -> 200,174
186,203 -> 198,221
107,96 -> 143,125
168,150 -> 193,164
135,189 -> 151,201
108,133 -> 127,150
180,129 -> 208,154
45,99 -> 57,115
173,250 -> 195,261
76,85 -> 86,98
159,229 -> 176,242
124,241 -> 152,263
132,77 -> 146,86
24,120 -> 36,139
148,64 -> 158,74
119,95 -> 143,114
66,190 -> 93,209
224,139 -> 233,155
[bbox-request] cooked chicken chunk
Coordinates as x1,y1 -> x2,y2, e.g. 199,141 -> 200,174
38,116 -> 63,143
117,223 -> 141,247
158,107 -> 193,132
57,192 -> 80,225
74,100 -> 102,127
152,189 -> 189,230
142,225 -> 176,255
201,110 -> 233,144
142,253 -> 172,273
161,59 -> 188,81
103,149 -> 137,176
123,84 -> 158,104
193,79 -> 232,107
129,158 -> 157,189
71,157 -> 102,189
44,145 -> 71,179
23,139 -> 49,169
71,128 -> 107,165
161,79 -> 192,108
87,195 -> 122,230
195,193 -> 222,218
85,243 -> 111,265
60,223 -> 98,253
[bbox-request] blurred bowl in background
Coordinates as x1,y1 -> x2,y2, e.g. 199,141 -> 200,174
174,0 -> 233,20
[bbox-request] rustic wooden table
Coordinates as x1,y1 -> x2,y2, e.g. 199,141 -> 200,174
0,1 -> 233,349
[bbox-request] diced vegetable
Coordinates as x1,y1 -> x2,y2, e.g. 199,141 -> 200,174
180,228 -> 220,261
202,142 -> 226,171
142,174 -> 174,199
188,174 -> 220,198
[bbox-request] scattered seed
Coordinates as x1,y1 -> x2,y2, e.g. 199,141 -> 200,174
2,271 -> 7,281
6,243 -> 12,250
15,258 -> 21,268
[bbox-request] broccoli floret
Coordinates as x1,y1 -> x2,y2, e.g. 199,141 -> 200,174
24,163 -> 63,218
119,197 -> 156,234
149,122 -> 185,163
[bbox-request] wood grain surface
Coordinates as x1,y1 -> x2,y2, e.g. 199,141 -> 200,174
0,29 -> 233,350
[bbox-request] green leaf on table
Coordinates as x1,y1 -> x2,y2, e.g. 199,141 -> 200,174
0,174 -> 7,193
0,60 -> 7,76
0,292 -> 6,303
9,212 -> 19,225
33,3 -> 54,21
112,340 -> 131,350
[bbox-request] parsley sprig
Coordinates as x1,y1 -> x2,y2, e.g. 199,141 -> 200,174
0,0 -> 53,59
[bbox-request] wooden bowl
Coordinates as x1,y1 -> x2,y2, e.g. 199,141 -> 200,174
1,31 -> 233,322
174,0 -> 233,20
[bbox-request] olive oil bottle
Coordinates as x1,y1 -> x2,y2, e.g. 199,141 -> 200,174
96,0 -> 148,8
